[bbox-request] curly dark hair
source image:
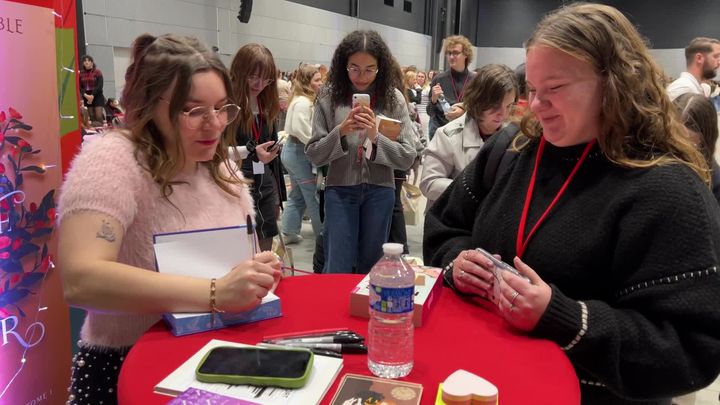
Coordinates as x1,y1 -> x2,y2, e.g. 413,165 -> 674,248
325,30 -> 402,112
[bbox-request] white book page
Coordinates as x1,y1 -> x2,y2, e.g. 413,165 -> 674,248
155,339 -> 343,405
153,226 -> 254,279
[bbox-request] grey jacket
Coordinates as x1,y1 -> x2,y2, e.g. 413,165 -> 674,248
306,88 -> 416,188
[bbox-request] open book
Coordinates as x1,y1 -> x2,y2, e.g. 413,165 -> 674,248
155,339 -> 343,405
153,226 -> 281,335
376,114 -> 401,141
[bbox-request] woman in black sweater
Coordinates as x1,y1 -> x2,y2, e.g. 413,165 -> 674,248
424,4 -> 720,405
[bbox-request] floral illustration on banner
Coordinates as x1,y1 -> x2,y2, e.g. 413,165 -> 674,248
0,107 -> 55,319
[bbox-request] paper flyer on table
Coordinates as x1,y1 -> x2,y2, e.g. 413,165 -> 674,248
155,339 -> 343,405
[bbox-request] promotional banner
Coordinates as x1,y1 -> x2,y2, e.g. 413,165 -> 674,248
0,1 -> 71,404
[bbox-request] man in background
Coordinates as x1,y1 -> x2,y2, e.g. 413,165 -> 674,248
426,35 -> 476,140
667,37 -> 720,100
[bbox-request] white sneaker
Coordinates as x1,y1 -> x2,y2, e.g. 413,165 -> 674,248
283,233 -> 303,245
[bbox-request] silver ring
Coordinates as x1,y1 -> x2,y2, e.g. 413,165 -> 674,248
510,290 -> 520,305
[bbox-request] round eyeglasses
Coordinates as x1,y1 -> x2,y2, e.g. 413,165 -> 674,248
248,75 -> 275,86
347,66 -> 379,77
161,98 -> 241,129
180,104 -> 241,129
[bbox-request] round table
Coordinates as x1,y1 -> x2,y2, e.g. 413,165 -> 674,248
118,274 -> 580,404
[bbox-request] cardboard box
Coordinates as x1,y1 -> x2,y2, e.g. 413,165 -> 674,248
163,293 -> 282,336
349,266 -> 443,327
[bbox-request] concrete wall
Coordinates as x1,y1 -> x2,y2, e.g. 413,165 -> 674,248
81,0 -> 432,98
471,47 -> 687,81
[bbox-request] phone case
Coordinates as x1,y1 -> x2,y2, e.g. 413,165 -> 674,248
352,94 -> 370,107
195,347 -> 314,389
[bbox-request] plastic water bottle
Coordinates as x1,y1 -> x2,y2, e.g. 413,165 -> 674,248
367,243 -> 415,378
438,94 -> 452,115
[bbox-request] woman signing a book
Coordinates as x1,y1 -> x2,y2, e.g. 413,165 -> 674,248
424,4 -> 720,404
58,34 -> 280,405
306,30 -> 416,274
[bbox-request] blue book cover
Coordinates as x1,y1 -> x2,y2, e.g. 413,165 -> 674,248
163,293 -> 282,337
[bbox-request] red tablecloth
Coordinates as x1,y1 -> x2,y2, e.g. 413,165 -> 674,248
118,274 -> 580,404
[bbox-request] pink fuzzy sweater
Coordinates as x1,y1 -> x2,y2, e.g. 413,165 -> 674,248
59,132 -> 254,348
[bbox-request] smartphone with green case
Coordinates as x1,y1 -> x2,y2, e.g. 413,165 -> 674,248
195,346 -> 314,388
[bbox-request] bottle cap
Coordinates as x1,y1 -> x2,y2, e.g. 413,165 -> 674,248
382,243 -> 404,255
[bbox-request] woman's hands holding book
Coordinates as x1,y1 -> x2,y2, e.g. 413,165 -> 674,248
215,251 -> 282,312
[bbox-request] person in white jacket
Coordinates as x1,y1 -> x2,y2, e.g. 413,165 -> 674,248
280,64 -> 323,243
420,64 -> 517,209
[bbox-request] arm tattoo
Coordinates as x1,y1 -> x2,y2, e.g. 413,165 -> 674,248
96,220 -> 117,242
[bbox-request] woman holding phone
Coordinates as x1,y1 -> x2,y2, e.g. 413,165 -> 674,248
229,44 -> 283,251
306,30 -> 416,274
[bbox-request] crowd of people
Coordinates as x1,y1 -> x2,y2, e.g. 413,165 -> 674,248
60,3 -> 720,404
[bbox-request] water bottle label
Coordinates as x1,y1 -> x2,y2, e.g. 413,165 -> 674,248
369,285 -> 414,313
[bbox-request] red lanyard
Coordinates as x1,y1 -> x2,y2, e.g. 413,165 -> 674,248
251,99 -> 263,142
450,72 -> 469,102
515,137 -> 596,259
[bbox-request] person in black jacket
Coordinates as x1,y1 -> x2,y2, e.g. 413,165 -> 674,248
229,44 -> 284,251
79,55 -> 106,126
424,4 -> 720,404
426,35 -> 476,140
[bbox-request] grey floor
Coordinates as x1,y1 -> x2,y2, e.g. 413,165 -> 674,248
281,199 -> 425,273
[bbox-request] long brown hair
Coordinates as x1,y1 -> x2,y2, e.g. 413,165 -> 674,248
229,44 -> 280,135
121,33 -> 242,199
289,64 -> 320,105
520,3 -> 709,183
674,93 -> 719,167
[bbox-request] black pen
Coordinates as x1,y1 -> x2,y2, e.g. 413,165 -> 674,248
272,335 -> 364,344
281,342 -> 368,354
246,214 -> 257,254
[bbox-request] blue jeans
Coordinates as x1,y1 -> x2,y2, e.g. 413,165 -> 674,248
280,140 -> 322,237
323,184 -> 395,274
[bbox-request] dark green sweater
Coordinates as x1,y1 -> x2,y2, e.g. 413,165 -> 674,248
424,134 -> 720,404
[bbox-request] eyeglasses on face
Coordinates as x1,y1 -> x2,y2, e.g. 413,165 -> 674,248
446,50 -> 464,57
160,98 -> 241,129
248,75 -> 275,86
347,66 -> 379,77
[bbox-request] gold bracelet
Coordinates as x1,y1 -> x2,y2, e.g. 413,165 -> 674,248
210,278 -> 225,327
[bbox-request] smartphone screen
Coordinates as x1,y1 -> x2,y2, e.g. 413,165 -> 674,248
197,347 -> 312,378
